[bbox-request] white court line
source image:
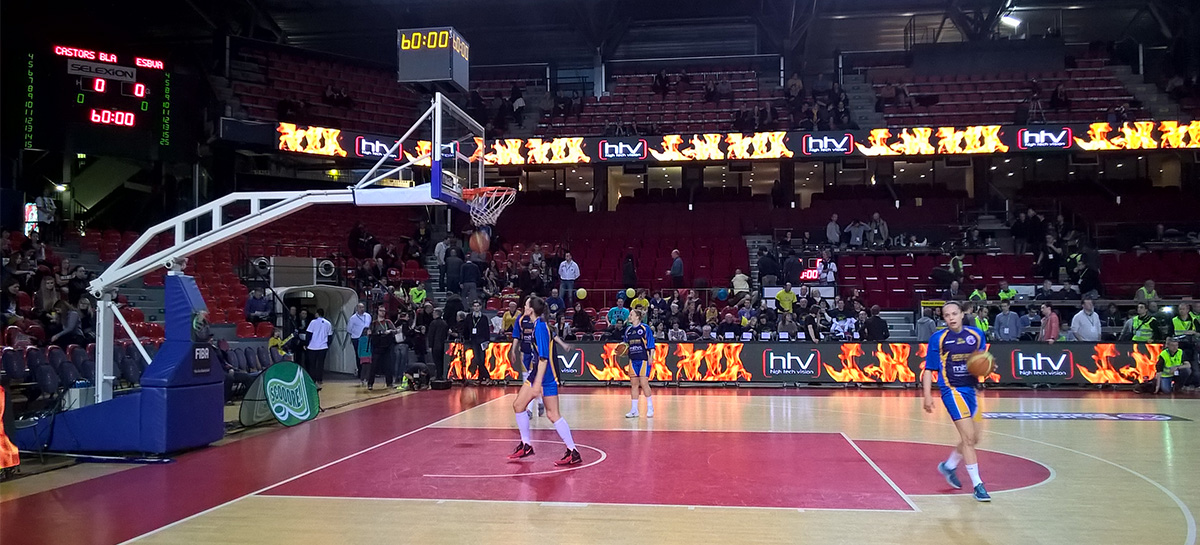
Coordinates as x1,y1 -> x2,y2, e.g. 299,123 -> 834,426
118,394 -> 514,544
260,494 -> 918,513
878,438 -> 1058,497
840,432 -> 921,512
422,439 -> 607,478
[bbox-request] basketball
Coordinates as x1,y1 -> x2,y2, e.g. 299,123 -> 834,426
469,230 -> 490,254
613,342 -> 629,357
966,351 -> 995,377
626,288 -> 636,298
576,288 -> 587,300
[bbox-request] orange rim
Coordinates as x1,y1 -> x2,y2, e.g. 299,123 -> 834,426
462,187 -> 516,201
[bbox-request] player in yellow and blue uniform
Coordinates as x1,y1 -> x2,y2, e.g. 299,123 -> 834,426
512,307 -> 545,418
923,301 -> 991,502
623,309 -> 656,419
509,296 -> 582,466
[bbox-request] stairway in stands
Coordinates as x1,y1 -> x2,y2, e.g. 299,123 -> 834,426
57,239 -> 166,323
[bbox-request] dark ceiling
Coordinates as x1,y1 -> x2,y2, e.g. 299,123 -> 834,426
2,0 -> 1179,70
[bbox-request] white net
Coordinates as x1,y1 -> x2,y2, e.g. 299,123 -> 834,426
465,187 -> 517,226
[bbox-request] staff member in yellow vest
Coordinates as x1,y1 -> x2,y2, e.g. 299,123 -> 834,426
1173,303 -> 1198,342
996,281 -> 1018,301
1134,280 -> 1159,301
1157,337 -> 1191,394
969,286 -> 987,302
974,307 -> 991,336
1130,303 -> 1157,342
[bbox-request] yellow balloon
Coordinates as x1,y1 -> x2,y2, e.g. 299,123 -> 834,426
625,288 -> 636,298
576,288 -> 587,300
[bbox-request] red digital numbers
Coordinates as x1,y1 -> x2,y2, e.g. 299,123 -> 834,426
133,83 -> 145,97
89,109 -> 136,127
93,78 -> 106,92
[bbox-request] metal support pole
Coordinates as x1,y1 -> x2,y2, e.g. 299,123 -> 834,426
95,293 -> 115,403
112,303 -> 154,366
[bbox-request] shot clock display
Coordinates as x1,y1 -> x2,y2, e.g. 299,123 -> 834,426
20,43 -> 173,154
396,27 -> 469,91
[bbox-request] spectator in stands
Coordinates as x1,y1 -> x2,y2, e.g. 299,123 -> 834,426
348,303 -> 371,385
542,288 -> 565,319
512,95 -> 526,127
1128,303 -> 1157,342
402,238 -> 422,263
1036,234 -> 1064,280
716,313 -> 742,339
830,310 -> 857,341
607,298 -> 630,335
366,306 -> 397,390
244,288 -> 272,323
945,280 -> 963,300
775,283 -> 797,314
668,249 -> 684,289
800,306 -> 821,342
716,78 -> 733,99
666,320 -> 686,341
615,254 -> 636,290
48,301 -> 83,349
893,83 -> 913,108
844,219 -> 869,248
558,252 -> 580,305
818,249 -> 837,285
65,265 -> 90,306
35,275 -> 60,319
757,248 -> 780,287
786,73 -> 804,103
501,301 -> 521,334
443,248 -> 465,295
1103,303 -> 1123,328
652,69 -> 669,97
630,290 -> 649,312
733,105 -> 752,132
1071,299 -> 1101,342
461,258 -> 481,304
828,83 -> 848,108
729,269 -> 751,305
1010,212 -> 1029,254
35,187 -> 58,245
571,301 -> 593,337
825,214 -> 841,246
1035,280 -> 1058,300
993,301 -> 1021,342
1049,83 -> 1070,110
703,80 -> 718,102
864,305 -> 889,341
76,296 -> 95,342
1134,280 -> 1159,301
780,250 -> 801,285
1039,303 -> 1060,343
912,307 -> 936,340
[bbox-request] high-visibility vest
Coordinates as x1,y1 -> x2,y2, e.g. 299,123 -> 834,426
997,288 -> 1018,300
1160,349 -> 1184,375
1131,315 -> 1155,342
974,316 -> 990,332
1173,314 -> 1196,334
970,289 -> 987,301
1136,287 -> 1159,300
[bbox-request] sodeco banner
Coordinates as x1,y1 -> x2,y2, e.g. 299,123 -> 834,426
239,362 -> 320,427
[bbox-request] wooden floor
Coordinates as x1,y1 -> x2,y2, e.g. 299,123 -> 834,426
2,384 -> 1197,545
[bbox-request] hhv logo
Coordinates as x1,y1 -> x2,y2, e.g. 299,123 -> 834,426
1011,350 -> 1074,378
355,136 -> 401,161
598,139 -> 648,160
1017,128 -> 1072,149
763,349 -> 821,377
801,134 -> 854,155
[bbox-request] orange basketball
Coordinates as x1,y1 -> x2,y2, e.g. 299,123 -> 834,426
613,343 -> 629,357
469,230 -> 490,254
966,351 -> 995,378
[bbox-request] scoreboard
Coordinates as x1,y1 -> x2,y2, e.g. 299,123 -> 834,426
22,44 -> 173,155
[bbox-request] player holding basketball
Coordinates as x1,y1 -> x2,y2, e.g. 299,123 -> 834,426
624,308 -> 655,418
509,296 -> 582,466
923,301 -> 991,502
512,297 -> 545,418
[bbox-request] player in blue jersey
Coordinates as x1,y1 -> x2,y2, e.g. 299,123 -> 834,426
623,309 -> 656,418
923,301 -> 991,502
511,298 -> 545,418
508,296 -> 582,466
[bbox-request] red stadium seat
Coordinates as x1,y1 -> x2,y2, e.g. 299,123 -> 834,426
255,322 -> 274,338
236,322 -> 255,338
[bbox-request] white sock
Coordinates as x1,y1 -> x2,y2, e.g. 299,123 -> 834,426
515,411 -> 532,445
630,399 -> 638,413
965,463 -> 982,487
647,397 -> 654,411
526,399 -> 536,413
945,450 -> 963,470
553,418 -> 576,451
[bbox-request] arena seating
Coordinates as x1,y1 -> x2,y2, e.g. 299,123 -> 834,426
870,57 -> 1143,127
537,65 -> 785,137
225,40 -> 420,136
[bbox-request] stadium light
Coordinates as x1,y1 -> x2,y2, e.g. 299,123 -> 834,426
55,184 -> 67,192
1001,15 -> 1021,28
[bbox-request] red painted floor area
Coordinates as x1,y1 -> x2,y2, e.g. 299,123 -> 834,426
855,440 -> 1052,495
0,388 -> 509,545
266,429 -> 916,511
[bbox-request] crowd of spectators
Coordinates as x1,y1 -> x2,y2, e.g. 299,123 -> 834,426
467,84 -> 530,137
2,229 -> 98,350
784,73 -> 858,131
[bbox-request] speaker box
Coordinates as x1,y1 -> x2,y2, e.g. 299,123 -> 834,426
430,379 -> 452,390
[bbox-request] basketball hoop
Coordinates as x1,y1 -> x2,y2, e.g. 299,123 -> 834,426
462,187 -> 517,227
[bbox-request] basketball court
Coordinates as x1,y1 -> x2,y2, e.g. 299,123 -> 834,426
2,386 -> 1195,544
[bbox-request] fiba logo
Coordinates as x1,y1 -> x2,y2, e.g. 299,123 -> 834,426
801,134 -> 854,155
1017,128 -> 1072,150
1011,350 -> 1074,378
763,349 -> 821,377
194,347 -> 209,360
598,139 -> 648,161
355,136 -> 401,161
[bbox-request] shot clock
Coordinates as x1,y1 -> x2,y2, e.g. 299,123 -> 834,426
396,27 -> 470,91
